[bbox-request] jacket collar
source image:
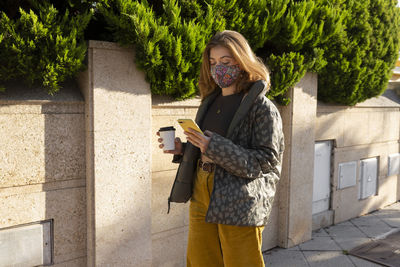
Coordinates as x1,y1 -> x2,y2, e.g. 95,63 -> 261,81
195,80 -> 268,137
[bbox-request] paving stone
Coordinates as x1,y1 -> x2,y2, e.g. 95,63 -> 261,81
349,214 -> 394,238
299,236 -> 341,251
373,209 -> 400,228
350,214 -> 384,227
312,228 -> 330,237
333,236 -> 373,251
357,225 -> 394,239
336,221 -> 353,226
325,224 -> 367,238
287,245 -> 300,251
383,201 -> 400,210
303,251 -> 354,267
263,249 -> 309,267
324,224 -> 372,250
348,255 -> 385,267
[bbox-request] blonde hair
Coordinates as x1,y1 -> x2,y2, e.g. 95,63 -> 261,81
198,30 -> 270,100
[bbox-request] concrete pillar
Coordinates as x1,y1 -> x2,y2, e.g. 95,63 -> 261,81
278,72 -> 318,248
79,41 -> 152,266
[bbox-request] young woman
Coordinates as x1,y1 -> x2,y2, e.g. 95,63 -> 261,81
157,30 -> 284,267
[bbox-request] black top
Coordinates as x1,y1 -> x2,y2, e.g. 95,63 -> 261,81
201,91 -> 245,137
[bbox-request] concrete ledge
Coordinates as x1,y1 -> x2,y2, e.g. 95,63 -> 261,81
0,80 -> 84,104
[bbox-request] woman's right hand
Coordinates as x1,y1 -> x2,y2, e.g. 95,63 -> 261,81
156,131 -> 183,155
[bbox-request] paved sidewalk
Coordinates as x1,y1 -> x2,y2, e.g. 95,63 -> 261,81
263,201 -> 400,266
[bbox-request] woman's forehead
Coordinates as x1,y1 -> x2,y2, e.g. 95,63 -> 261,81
209,45 -> 233,59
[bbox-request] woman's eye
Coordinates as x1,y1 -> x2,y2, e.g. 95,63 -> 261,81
210,62 -> 216,66
222,62 -> 230,65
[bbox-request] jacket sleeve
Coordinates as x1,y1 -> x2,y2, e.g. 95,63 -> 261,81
203,101 -> 284,179
172,142 -> 187,164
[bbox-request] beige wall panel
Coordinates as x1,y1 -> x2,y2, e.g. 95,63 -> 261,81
152,227 -> 187,267
0,114 -> 45,187
85,41 -> 152,266
315,111 -> 345,146
384,111 -> 400,141
333,176 -> 398,223
0,112 -> 85,188
290,125 -> 316,188
343,112 -> 370,146
52,257 -> 86,267
332,142 -> 400,223
378,176 -> 398,207
0,187 -> 86,264
152,170 -> 189,235
262,196 -> 279,251
278,73 -> 317,247
0,104 -> 42,114
92,88 -> 149,131
43,114 -> 85,181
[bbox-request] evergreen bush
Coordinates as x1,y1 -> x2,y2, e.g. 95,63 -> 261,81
99,0 -> 217,99
206,0 -> 345,103
318,0 -> 400,105
1,0 -> 399,106
99,0 -> 346,104
0,1 -> 92,94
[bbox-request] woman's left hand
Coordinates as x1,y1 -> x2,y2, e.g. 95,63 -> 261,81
184,128 -> 213,153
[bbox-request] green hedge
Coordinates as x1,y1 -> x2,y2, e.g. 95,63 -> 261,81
100,0 -> 346,104
0,1 -> 92,94
318,0 -> 400,105
1,0 -> 399,105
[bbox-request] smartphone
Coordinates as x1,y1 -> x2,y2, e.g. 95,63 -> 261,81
177,119 -> 203,134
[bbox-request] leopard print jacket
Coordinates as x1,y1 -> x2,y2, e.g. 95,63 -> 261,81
168,80 -> 284,226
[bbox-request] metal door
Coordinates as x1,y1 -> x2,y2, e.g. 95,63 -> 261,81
313,141 -> 332,215
359,157 -> 378,199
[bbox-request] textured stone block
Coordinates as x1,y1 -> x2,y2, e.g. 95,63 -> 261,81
152,170 -> 188,234
278,73 -> 317,248
0,112 -> 85,188
262,196 -> 279,251
152,227 -> 187,267
0,186 -> 86,264
315,111 -> 344,146
86,41 -> 152,266
343,112 -> 370,146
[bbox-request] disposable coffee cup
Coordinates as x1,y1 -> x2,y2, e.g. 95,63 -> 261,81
159,126 -> 176,151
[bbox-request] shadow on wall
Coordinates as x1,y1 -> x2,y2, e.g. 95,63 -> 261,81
43,82 -> 87,265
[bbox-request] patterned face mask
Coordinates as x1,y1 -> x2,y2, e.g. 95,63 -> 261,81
210,64 -> 242,88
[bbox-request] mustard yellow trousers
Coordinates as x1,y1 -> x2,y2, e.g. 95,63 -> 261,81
187,164 -> 265,267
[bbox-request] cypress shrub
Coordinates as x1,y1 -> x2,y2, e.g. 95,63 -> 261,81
318,0 -> 400,105
1,0 -> 399,106
259,0 -> 345,103
0,1 -> 92,94
99,0 -> 346,103
99,0 -> 217,99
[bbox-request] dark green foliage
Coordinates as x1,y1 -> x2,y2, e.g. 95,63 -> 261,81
99,0 -> 216,99
1,0 -> 399,105
0,1 -> 92,94
196,0 -> 344,103
318,0 -> 400,105
98,0 -> 346,103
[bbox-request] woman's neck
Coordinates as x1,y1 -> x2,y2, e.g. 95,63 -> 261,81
221,83 -> 237,96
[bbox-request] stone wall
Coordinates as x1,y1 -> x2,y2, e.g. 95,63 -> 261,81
80,41 -> 152,266
151,98 -> 197,267
0,84 -> 86,266
316,96 -> 400,224
1,41 -> 399,266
